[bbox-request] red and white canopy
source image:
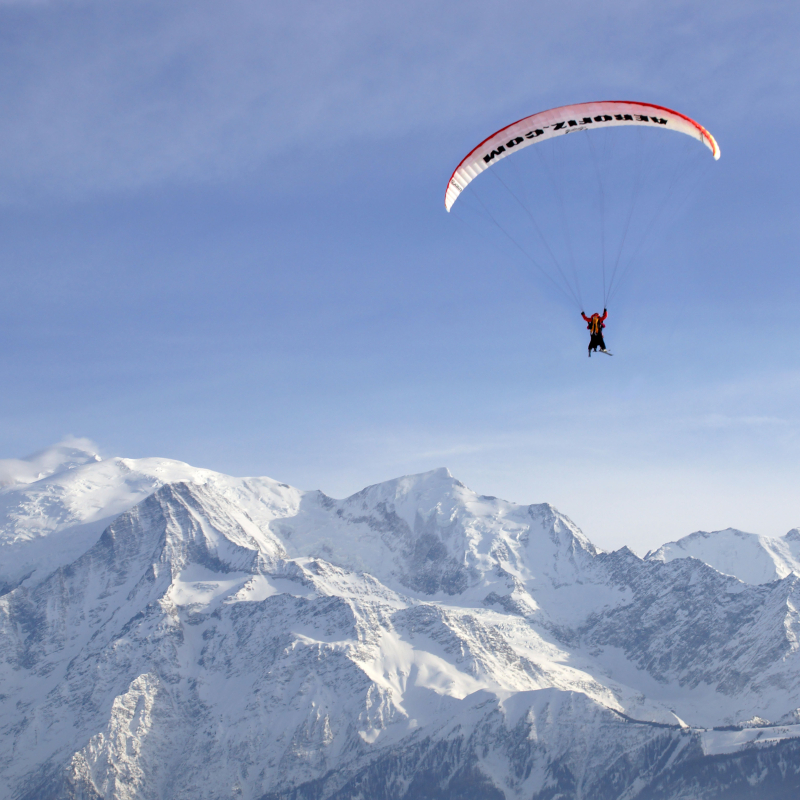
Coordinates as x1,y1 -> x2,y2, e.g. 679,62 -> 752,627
445,101 -> 719,211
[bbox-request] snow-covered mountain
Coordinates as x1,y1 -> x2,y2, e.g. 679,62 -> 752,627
646,527 -> 800,585
2,444 -> 800,799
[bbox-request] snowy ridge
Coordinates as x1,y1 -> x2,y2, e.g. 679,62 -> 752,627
0,446 -> 301,594
2,449 -> 800,799
646,527 -> 800,585
0,437 -> 101,487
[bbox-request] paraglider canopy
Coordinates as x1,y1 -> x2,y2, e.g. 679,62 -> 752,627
444,100 -> 719,314
445,101 -> 719,212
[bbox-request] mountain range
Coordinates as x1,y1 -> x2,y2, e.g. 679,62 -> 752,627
2,443 -> 800,800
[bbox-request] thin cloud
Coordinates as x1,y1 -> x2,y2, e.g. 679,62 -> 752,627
0,436 -> 101,486
696,414 -> 790,429
0,0 -> 795,201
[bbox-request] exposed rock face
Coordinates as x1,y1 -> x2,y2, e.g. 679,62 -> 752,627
2,453 -> 800,799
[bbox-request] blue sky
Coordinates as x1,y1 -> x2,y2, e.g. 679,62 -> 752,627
1,0 -> 798,552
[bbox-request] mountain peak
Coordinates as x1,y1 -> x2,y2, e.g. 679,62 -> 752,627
0,437 -> 101,487
646,527 -> 800,584
344,467 -> 459,502
4,447 -> 800,799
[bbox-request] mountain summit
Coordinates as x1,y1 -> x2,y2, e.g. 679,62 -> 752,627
0,437 -> 101,487
2,453 -> 800,799
646,526 -> 800,584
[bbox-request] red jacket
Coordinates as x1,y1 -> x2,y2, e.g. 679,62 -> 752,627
582,309 -> 607,335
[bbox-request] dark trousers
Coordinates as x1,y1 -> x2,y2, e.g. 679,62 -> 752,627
589,333 -> 606,351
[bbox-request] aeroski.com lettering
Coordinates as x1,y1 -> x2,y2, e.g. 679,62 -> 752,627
482,113 -> 669,163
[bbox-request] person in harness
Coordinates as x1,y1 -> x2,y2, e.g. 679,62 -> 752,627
581,309 -> 609,357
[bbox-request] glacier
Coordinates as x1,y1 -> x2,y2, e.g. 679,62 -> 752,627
1,444 -> 800,799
